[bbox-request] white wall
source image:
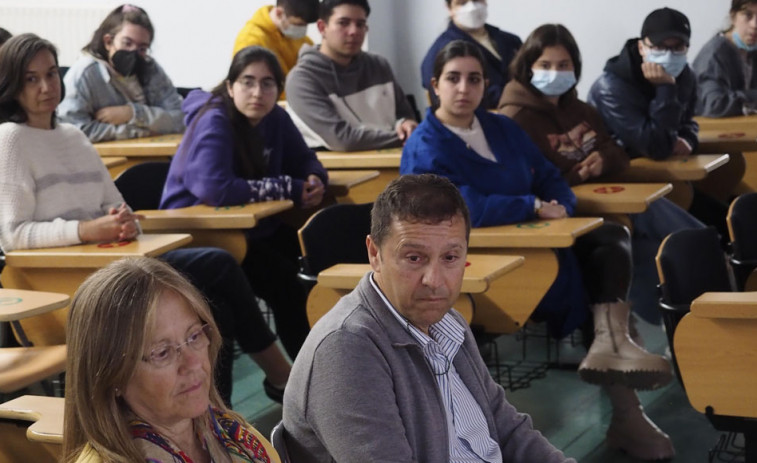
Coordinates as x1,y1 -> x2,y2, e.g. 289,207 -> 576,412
1,0 -> 732,106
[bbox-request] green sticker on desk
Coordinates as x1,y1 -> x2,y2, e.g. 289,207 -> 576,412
0,297 -> 22,306
215,205 -> 247,211
516,222 -> 551,229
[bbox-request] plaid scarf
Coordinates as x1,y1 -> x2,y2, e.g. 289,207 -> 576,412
130,406 -> 272,463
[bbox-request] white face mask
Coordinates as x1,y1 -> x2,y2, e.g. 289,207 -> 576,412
281,23 -> 308,39
530,70 -> 577,96
643,47 -> 688,77
454,1 -> 488,30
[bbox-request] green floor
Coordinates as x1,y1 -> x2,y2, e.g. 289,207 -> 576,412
231,316 -> 735,462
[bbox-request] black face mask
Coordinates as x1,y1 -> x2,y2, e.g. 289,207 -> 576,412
111,49 -> 145,77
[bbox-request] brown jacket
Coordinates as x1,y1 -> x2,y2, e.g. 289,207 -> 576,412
498,80 -> 629,185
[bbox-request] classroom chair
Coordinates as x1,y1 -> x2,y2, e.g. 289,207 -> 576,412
655,227 -> 755,461
270,421 -> 290,463
297,203 -> 373,288
113,161 -> 170,211
727,192 -> 757,291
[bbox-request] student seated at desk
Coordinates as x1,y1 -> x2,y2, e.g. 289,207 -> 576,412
58,4 -> 184,142
498,24 -> 704,324
588,7 -> 730,242
401,40 -> 675,461
285,0 -> 418,150
63,257 -> 276,463
232,0 -> 320,94
421,0 -> 522,110
161,46 -> 328,360
692,0 -> 757,117
0,34 -> 290,405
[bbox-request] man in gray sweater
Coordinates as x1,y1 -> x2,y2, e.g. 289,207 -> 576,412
283,174 -> 575,463
285,0 -> 418,151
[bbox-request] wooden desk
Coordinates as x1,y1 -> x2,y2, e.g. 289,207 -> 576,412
695,114 -> 757,130
93,133 -> 182,177
572,182 -> 672,214
674,291 -> 757,418
316,148 -> 401,204
468,217 -> 604,334
138,201 -> 293,263
327,170 -> 380,197
611,155 -> 730,182
0,289 -> 69,322
1,234 -> 192,346
0,395 -> 63,444
698,126 -> 757,153
307,254 -> 525,326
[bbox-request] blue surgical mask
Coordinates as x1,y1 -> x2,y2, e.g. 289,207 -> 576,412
733,30 -> 757,52
281,23 -> 308,39
644,48 -> 688,77
530,70 -> 577,96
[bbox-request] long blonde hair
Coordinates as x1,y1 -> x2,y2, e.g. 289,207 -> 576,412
62,257 -> 235,462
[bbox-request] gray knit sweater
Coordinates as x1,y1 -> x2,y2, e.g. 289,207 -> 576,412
283,273 -> 575,463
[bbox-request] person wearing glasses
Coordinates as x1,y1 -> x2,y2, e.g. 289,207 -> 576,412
0,33 -> 292,407
588,8 -> 731,243
161,46 -> 328,361
283,174 -> 575,463
692,0 -> 757,117
58,4 -> 184,142
285,0 -> 418,150
62,257 -> 277,463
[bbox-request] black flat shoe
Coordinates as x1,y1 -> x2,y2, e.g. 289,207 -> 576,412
263,378 -> 285,403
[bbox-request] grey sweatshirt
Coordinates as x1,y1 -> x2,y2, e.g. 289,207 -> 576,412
285,44 -> 415,151
692,33 -> 757,117
282,273 -> 576,463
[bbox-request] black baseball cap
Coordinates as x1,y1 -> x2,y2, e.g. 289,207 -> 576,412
641,7 -> 691,46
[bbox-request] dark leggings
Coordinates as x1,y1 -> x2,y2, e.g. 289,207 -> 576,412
162,247 -> 277,405
242,225 -> 310,361
573,222 -> 633,304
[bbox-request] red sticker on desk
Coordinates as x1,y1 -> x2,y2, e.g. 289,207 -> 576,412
593,186 -> 625,194
718,132 -> 745,139
465,261 -> 471,267
97,240 -> 131,248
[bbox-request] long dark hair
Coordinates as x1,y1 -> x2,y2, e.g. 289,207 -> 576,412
83,4 -> 154,60
0,33 -> 59,126
187,46 -> 285,180
509,24 -> 582,94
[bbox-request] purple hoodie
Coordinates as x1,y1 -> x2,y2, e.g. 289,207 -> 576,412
160,89 -> 327,237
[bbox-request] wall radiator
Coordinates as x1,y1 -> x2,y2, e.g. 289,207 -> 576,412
0,3 -> 117,67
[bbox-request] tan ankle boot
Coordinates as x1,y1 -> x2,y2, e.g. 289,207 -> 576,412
579,302 -> 673,389
604,384 -> 675,460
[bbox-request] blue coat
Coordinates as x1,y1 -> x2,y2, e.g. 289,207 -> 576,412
401,109 -> 586,338
421,22 -> 521,109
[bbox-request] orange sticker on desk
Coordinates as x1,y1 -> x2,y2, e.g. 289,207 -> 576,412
718,132 -> 746,139
97,240 -> 131,248
0,297 -> 22,306
516,222 -> 551,229
593,186 -> 625,194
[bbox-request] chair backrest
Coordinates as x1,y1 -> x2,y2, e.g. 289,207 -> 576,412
297,203 -> 373,278
270,420 -> 289,463
655,227 -> 732,383
728,192 -> 757,262
113,161 -> 170,211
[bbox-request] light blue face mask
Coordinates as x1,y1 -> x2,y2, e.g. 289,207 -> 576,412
644,48 -> 688,77
530,70 -> 577,96
733,30 -> 757,52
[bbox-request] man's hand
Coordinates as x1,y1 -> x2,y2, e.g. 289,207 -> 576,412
575,151 -> 604,181
396,119 -> 419,142
641,62 -> 675,85
95,105 -> 134,125
672,137 -> 693,157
